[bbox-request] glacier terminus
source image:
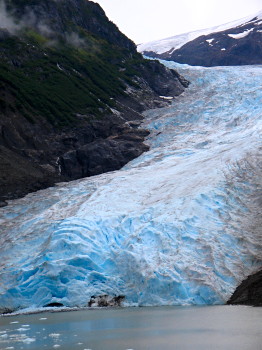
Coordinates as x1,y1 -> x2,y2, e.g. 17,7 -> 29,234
0,61 -> 261,313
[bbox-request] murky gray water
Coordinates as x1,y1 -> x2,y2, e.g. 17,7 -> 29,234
0,306 -> 261,349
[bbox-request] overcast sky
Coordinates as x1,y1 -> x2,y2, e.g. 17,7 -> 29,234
95,0 -> 262,44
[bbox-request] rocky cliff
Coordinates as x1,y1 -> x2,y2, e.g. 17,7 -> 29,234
0,0 -> 188,204
227,270 -> 262,306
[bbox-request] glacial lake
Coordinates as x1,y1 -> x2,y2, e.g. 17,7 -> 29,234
0,306 -> 261,350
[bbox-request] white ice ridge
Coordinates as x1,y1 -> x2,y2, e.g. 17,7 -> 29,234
0,62 -> 262,312
137,10 -> 262,54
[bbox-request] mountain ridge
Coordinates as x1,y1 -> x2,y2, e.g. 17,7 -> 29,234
138,10 -> 262,66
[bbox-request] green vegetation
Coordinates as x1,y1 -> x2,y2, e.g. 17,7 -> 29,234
0,29 -> 145,127
0,0 -> 151,128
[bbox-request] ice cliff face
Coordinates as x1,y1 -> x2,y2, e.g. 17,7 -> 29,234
0,62 -> 261,313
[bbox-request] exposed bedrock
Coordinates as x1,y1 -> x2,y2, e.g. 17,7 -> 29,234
59,125 -> 150,179
227,270 -> 262,306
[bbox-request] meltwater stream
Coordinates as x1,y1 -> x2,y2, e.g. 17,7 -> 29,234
0,62 -> 261,312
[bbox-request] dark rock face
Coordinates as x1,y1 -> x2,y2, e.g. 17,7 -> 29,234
227,270 -> 262,306
0,0 -> 189,203
88,295 -> 125,307
136,59 -> 189,96
144,14 -> 262,67
0,110 -> 150,202
59,126 -> 150,179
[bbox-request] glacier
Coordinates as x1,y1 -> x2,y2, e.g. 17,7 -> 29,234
0,62 -> 262,312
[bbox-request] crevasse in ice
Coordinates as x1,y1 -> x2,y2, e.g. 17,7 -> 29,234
0,62 -> 261,312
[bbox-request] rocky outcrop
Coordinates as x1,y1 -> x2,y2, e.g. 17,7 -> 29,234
59,124 -> 150,179
0,109 -> 149,202
0,0 -> 189,203
88,295 -> 125,307
227,270 -> 262,306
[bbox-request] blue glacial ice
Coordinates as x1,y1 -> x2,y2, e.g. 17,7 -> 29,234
0,62 -> 262,312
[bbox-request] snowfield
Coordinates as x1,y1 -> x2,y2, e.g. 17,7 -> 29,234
0,61 -> 261,312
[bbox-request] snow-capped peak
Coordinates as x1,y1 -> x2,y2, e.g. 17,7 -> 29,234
137,10 -> 262,54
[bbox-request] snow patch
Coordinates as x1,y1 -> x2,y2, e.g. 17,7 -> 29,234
56,63 -> 63,71
228,28 -> 254,39
159,96 -> 173,100
110,108 -> 121,116
206,38 -> 214,46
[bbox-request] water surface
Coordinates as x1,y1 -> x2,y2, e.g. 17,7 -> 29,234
0,306 -> 261,349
